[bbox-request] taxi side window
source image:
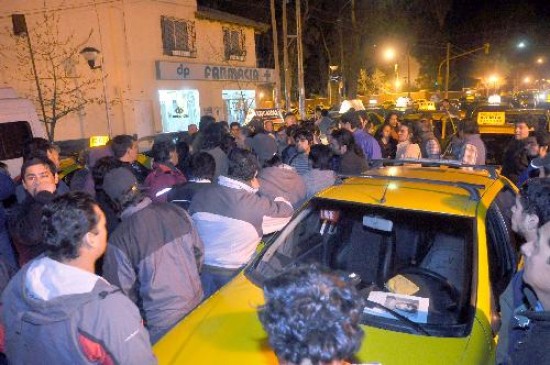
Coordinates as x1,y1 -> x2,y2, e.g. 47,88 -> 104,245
485,186 -> 518,307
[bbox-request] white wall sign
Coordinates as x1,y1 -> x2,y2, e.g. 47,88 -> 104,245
156,61 -> 275,83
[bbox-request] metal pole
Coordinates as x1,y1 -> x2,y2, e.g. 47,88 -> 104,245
296,0 -> 306,119
445,42 -> 450,99
407,44 -> 411,98
338,19 -> 344,102
269,0 -> 281,109
282,0 -> 290,110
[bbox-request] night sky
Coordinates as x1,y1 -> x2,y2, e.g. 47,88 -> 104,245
200,0 -> 550,92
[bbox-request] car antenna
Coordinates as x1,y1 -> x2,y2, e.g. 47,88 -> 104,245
379,183 -> 390,204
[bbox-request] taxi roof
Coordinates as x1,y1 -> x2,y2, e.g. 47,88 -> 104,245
316,165 -> 500,218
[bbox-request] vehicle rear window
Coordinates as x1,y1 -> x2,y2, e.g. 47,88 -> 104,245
0,121 -> 32,160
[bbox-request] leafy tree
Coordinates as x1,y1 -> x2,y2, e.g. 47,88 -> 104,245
0,12 -> 104,141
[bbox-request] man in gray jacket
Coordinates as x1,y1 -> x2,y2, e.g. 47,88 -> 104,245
102,167 -> 203,343
1,192 -> 156,364
190,148 -> 294,298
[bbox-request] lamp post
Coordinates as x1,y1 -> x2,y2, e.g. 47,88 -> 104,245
80,47 -> 112,137
328,65 -> 339,106
383,48 -> 399,93
489,75 -> 498,95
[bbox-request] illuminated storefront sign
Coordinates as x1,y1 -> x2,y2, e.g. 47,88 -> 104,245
156,61 -> 275,83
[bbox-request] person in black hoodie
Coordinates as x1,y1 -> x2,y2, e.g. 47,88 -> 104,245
501,120 -> 532,185
8,157 -> 59,266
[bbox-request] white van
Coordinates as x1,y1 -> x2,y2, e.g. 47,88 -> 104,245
0,87 -> 46,177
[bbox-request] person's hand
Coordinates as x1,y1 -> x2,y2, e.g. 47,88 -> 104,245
33,182 -> 57,196
250,177 -> 260,189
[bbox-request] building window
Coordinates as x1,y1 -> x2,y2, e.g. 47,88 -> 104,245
161,16 -> 197,57
223,27 -> 246,61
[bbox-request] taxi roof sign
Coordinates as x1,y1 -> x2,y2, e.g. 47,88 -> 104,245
477,112 -> 506,125
90,135 -> 110,147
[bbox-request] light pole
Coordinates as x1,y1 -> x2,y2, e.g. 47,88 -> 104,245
80,47 -> 112,137
489,75 -> 498,95
328,65 -> 339,107
383,48 -> 399,93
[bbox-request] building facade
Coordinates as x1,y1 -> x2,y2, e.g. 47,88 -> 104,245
0,0 -> 273,141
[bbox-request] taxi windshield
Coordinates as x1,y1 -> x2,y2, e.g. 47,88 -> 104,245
247,198 -> 475,338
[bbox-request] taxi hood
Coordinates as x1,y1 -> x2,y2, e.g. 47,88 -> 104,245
154,274 -> 486,364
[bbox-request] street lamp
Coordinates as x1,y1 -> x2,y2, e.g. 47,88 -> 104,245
517,41 -> 526,49
489,75 -> 498,94
328,65 -> 339,106
80,46 -> 112,137
537,57 -> 544,65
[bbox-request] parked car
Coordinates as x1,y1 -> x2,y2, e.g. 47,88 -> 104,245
154,162 -> 519,364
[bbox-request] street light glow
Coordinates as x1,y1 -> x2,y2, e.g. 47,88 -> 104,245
489,75 -> 498,83
384,48 -> 396,61
524,77 -> 531,84
517,41 -> 526,48
537,57 -> 544,64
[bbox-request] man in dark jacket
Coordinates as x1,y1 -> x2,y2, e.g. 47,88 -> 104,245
168,152 -> 216,210
1,192 -> 156,364
8,157 -> 60,266
111,134 -> 150,183
102,167 -> 203,343
502,120 -> 531,185
497,178 -> 550,364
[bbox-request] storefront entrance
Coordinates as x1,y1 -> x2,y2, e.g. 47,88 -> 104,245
222,89 -> 255,125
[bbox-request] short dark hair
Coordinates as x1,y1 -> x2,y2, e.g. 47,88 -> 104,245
191,152 -> 216,180
384,112 -> 399,124
21,156 -> 56,178
228,148 -> 259,181
151,140 -> 176,164
340,111 -> 362,129
331,129 -> 364,157
199,115 -> 216,130
201,122 -> 226,150
535,131 -> 550,148
22,137 -> 59,162
294,127 -> 314,145
110,135 -> 136,159
519,178 -> 550,227
321,109 -> 329,117
258,265 -> 365,365
460,119 -> 479,135
41,192 -> 100,261
309,144 -> 332,170
91,156 -> 123,188
230,122 -> 241,129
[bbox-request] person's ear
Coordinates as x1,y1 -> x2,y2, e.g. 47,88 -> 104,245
54,172 -> 59,185
526,213 -> 540,232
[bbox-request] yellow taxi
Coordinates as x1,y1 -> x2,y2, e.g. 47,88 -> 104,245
154,163 -> 519,365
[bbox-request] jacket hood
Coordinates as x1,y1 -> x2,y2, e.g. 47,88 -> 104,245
259,165 -> 301,185
4,257 -> 115,325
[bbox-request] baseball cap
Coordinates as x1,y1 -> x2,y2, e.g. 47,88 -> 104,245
102,167 -> 140,201
531,154 -> 550,170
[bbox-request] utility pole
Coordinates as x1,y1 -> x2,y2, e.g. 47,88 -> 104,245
338,19 -> 344,102
445,42 -> 450,99
407,44 -> 411,98
282,0 -> 291,110
296,0 -> 306,119
269,0 -> 281,109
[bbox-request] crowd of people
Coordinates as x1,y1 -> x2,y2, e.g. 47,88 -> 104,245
0,106 -> 549,364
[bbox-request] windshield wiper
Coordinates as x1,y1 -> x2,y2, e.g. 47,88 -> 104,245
364,299 -> 431,336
